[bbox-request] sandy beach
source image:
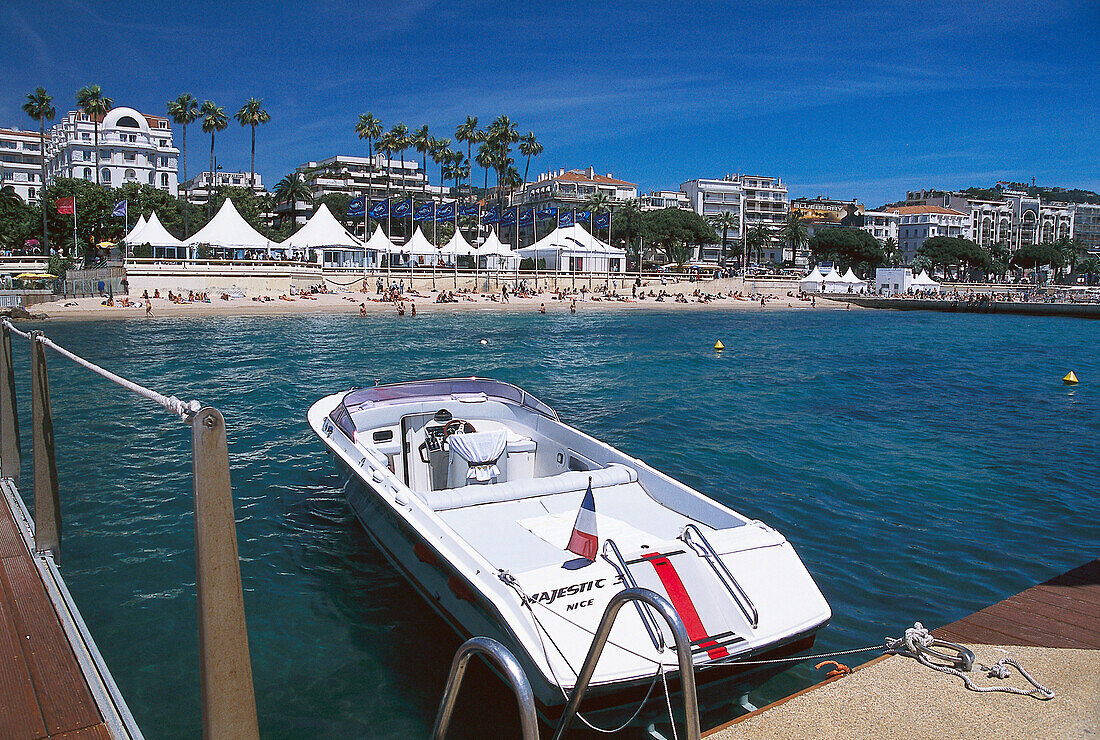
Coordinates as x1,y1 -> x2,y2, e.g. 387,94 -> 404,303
25,283 -> 850,321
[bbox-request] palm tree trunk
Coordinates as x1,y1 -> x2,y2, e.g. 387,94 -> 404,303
39,119 -> 48,254
181,124 -> 189,237
249,125 -> 256,188
94,121 -> 100,186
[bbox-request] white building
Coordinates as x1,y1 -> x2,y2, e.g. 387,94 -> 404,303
638,190 -> 690,211
890,205 -> 969,263
182,170 -> 266,206
1071,202 -> 1100,253
862,210 -> 899,243
904,188 -> 1074,252
0,127 -> 45,204
681,174 -> 789,264
45,107 -> 179,194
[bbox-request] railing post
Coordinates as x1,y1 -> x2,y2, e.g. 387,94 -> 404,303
0,323 -> 21,481
191,406 -> 259,740
432,637 -> 539,740
30,331 -> 60,557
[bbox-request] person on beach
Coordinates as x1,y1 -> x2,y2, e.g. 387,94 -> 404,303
360,303 -> 366,317
397,301 -> 405,316
501,285 -> 509,303
760,296 -> 765,307
144,298 -> 152,317
539,303 -> 545,314
411,302 -> 417,317
570,299 -> 576,314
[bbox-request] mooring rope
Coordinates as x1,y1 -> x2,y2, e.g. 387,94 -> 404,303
2,319 -> 202,423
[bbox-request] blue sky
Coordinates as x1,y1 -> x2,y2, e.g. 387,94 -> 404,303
3,0 -> 1097,206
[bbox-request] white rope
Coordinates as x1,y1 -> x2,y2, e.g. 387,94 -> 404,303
885,622 -> 1055,700
2,320 -> 202,423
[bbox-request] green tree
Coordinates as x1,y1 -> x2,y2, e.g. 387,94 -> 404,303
22,87 -> 55,253
779,211 -> 809,265
38,178 -> 114,259
199,100 -> 229,216
708,211 -> 740,268
387,123 -> 411,200
643,207 -> 716,263
881,237 -> 900,267
166,93 -> 199,236
915,236 -> 987,279
113,182 -> 185,237
1078,255 -> 1100,286
584,191 -> 612,240
745,225 -> 771,267
354,112 -> 383,202
75,84 -> 113,186
1011,242 -> 1063,272
234,98 -> 270,189
615,199 -> 645,268
454,116 -> 479,195
274,172 -> 312,227
474,142 -> 494,194
518,132 -> 542,191
0,186 -> 35,252
412,125 -> 432,178
429,137 -> 452,194
810,227 -> 886,275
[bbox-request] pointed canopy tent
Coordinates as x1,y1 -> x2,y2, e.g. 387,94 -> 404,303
363,224 -> 398,254
400,227 -> 445,266
841,267 -> 867,288
517,225 -> 626,272
123,215 -> 148,243
132,212 -> 184,247
799,266 -> 826,291
186,198 -> 273,252
820,267 -> 851,293
442,227 -> 477,257
910,270 -> 942,292
278,203 -> 364,267
475,229 -> 519,269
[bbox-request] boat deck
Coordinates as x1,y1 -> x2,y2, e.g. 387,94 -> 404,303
704,559 -> 1100,738
0,479 -> 139,739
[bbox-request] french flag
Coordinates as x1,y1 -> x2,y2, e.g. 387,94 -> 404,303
566,480 -> 598,561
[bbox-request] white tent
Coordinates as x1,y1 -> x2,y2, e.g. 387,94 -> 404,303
517,225 -> 626,272
400,227 -> 444,265
477,229 -> 519,269
820,267 -> 848,293
442,228 -> 477,258
840,267 -> 868,293
128,212 -> 187,259
278,204 -> 363,267
799,266 -> 826,291
186,198 -> 273,253
362,225 -> 398,269
910,270 -> 942,292
123,215 -> 148,243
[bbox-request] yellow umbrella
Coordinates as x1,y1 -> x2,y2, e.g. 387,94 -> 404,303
97,241 -> 116,249
15,273 -> 58,279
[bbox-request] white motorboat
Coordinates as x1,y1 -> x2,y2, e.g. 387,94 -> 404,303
309,378 -> 830,717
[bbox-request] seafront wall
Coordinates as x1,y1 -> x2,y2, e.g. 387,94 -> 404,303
826,295 -> 1100,319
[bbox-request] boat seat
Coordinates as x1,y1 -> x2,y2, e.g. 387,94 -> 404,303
424,463 -> 637,511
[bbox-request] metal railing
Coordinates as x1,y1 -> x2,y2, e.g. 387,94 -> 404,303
431,636 -> 539,740
0,320 -> 260,740
552,588 -> 701,740
679,524 -> 759,629
601,539 -> 666,652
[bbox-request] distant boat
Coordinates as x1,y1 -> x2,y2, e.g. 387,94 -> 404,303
309,378 -> 830,718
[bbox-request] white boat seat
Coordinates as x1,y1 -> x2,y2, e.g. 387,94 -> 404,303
426,463 -> 638,511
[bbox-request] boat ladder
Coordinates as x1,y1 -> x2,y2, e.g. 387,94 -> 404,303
602,538 -> 667,652
679,524 -> 759,629
431,636 -> 539,740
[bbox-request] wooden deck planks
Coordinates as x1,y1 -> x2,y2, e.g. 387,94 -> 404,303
0,492 -> 108,739
934,559 -> 1100,649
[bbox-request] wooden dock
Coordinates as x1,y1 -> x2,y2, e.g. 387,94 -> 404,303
706,558 -> 1100,738
0,479 -> 140,739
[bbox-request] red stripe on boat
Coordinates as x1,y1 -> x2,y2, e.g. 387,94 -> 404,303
641,552 -> 729,660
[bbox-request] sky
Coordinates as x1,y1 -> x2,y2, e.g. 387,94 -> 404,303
2,0 -> 1097,206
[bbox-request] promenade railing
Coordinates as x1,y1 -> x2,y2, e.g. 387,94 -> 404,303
0,319 -> 260,740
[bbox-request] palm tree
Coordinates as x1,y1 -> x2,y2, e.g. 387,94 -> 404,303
518,132 -> 543,191
616,198 -> 644,270
234,98 -> 270,188
354,112 -> 383,202
454,116 -> 478,195
486,115 -> 519,205
388,123 -> 411,200
166,94 -> 199,236
200,100 -> 227,199
584,191 -> 612,239
274,172 -> 313,226
75,84 -> 113,186
430,138 -> 452,193
882,237 -> 900,267
745,225 -> 771,267
779,211 -> 808,265
412,125 -> 432,180
708,211 -> 740,268
22,87 -> 55,253
375,132 -> 395,198
475,142 -> 494,194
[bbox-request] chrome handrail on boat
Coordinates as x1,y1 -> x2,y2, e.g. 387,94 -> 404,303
601,539 -> 666,652
679,524 -> 760,629
552,588 -> 701,740
431,636 -> 539,740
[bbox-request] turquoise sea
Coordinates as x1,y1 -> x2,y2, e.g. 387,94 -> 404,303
12,307 -> 1100,738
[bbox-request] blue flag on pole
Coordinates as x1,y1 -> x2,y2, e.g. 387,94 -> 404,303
519,208 -> 534,225
576,211 -> 591,223
501,207 -> 517,226
595,212 -> 610,229
347,196 -> 366,217
558,211 -> 575,228
436,202 -> 456,221
413,201 -> 435,221
460,203 -> 480,217
481,205 -> 500,224
536,206 -> 557,220
369,198 -> 389,220
392,198 -> 413,219
112,200 -> 127,218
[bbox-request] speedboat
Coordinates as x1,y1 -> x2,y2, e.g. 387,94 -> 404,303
308,378 -> 830,719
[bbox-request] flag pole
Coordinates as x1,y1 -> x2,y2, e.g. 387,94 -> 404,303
73,195 -> 78,262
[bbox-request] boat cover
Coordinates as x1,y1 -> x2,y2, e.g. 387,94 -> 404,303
448,430 -> 508,481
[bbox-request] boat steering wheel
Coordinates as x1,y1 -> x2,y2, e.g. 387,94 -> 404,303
442,419 -> 476,439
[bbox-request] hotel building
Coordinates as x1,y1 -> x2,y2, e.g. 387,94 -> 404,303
0,127 -> 45,204
681,175 -> 790,263
1071,203 -> 1100,253
890,205 -> 970,263
45,107 -> 179,194
791,196 -> 899,251
182,170 -> 267,206
510,167 -> 639,246
904,188 -> 1074,252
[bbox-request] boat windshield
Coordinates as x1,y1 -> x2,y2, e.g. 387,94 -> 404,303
339,378 -> 558,421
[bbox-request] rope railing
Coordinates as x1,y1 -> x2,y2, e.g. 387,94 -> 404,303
0,319 -> 259,740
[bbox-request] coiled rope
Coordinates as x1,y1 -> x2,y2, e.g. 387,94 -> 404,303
2,320 -> 202,423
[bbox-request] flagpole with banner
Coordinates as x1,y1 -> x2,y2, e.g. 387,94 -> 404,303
72,195 -> 78,261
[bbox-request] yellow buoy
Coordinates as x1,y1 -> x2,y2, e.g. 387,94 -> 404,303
714,340 -> 724,351
1063,371 -> 1078,385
